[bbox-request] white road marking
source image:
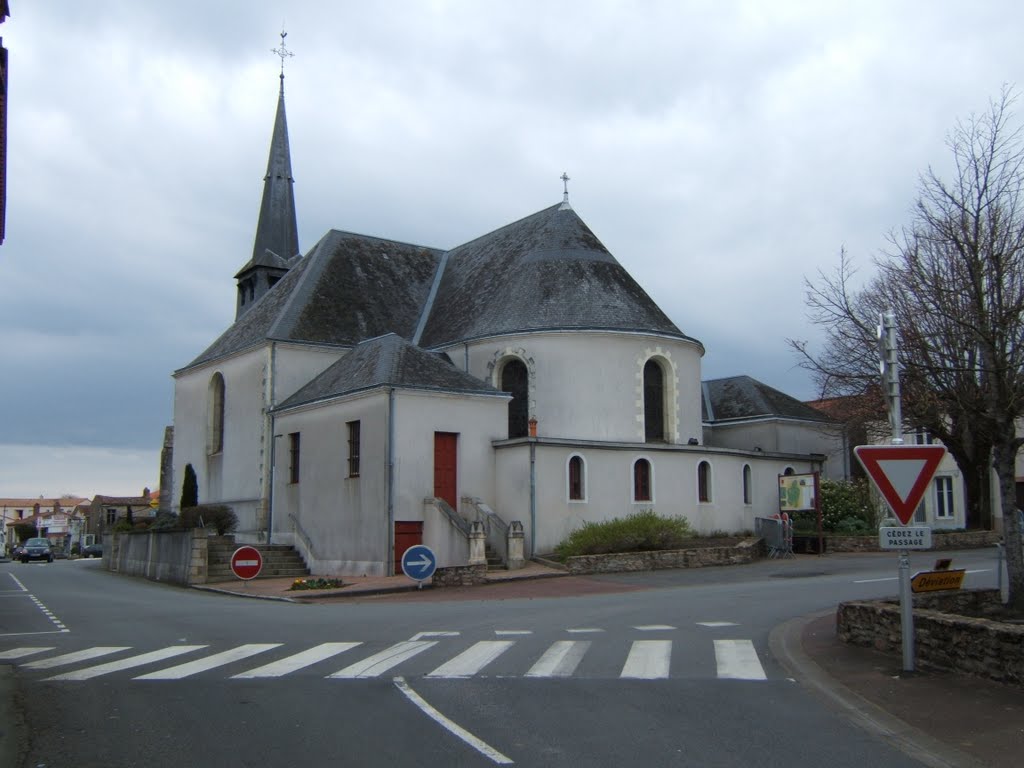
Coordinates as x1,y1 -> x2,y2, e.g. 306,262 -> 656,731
4,573 -> 28,592
329,641 -> 437,678
714,639 -> 767,680
620,640 -> 672,679
854,576 -> 897,583
134,644 -> 281,680
0,647 -> 54,659
525,640 -> 590,678
633,625 -> 676,631
233,642 -> 361,678
23,647 -> 130,670
494,630 -> 532,636
410,631 -> 460,640
46,646 -> 207,681
566,628 -> 604,634
697,622 -> 738,628
427,641 -> 514,678
394,677 -> 514,764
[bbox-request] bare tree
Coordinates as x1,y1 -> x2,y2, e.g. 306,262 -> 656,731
790,88 -> 1024,610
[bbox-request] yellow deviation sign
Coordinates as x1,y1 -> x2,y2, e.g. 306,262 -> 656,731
910,569 -> 966,593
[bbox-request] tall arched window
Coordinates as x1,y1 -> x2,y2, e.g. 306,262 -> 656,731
633,458 -> 652,502
568,455 -> 586,501
643,360 -> 665,442
501,358 -> 529,439
208,373 -> 225,455
742,464 -> 752,505
698,461 -> 712,502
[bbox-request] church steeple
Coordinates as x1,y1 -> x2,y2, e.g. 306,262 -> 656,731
234,31 -> 300,319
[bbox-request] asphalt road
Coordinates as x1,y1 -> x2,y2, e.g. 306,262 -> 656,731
0,548 -> 1003,767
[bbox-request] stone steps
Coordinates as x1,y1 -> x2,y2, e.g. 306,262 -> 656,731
206,542 -> 309,583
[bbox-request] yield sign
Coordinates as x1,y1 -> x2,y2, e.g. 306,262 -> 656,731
854,445 -> 946,525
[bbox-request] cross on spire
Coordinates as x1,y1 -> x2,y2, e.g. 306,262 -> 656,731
559,172 -> 572,210
272,29 -> 294,84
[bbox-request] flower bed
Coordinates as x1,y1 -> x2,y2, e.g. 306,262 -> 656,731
289,577 -> 346,591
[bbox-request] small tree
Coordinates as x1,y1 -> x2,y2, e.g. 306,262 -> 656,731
180,463 -> 198,509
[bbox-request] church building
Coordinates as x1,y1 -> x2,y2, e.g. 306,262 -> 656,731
171,62 -> 844,576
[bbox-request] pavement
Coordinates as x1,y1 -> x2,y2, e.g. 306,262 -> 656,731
199,561 -> 1024,767
3,560 -> 1021,767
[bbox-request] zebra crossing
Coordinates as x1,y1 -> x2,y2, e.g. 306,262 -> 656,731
0,631 -> 771,684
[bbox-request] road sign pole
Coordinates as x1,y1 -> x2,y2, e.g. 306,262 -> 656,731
899,550 -> 914,672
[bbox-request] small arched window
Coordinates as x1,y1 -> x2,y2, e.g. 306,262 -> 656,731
643,360 -> 665,442
783,466 -> 795,476
500,358 -> 529,439
208,373 -> 226,455
568,455 -> 586,501
698,461 -> 712,502
633,458 -> 652,502
742,464 -> 752,505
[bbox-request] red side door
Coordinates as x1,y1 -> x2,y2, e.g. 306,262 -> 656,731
394,521 -> 424,575
434,432 -> 458,510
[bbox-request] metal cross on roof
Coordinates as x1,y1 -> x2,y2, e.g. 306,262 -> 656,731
561,172 -> 570,200
272,29 -> 295,79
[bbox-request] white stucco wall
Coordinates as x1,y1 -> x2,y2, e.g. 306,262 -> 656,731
271,386 -> 507,576
495,440 -> 819,555
171,342 -> 345,536
440,331 -> 704,445
707,419 -> 847,480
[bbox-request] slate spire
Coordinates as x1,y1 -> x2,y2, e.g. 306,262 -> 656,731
234,32 -> 300,319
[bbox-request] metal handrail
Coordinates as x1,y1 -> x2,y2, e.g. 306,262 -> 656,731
288,512 -> 318,560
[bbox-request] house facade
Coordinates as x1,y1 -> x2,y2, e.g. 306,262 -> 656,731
169,73 -> 845,576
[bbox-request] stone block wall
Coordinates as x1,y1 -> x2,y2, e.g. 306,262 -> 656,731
432,564 -> 488,587
563,538 -> 763,575
837,589 -> 1024,686
828,530 -> 1001,553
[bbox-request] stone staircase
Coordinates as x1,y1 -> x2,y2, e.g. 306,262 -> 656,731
484,543 -> 505,571
206,540 -> 309,583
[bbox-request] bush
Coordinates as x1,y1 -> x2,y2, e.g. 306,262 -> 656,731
179,504 -> 238,535
554,511 -> 694,559
149,511 -> 181,530
791,479 -> 878,534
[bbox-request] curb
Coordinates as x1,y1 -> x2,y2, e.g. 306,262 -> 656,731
769,612 -> 987,768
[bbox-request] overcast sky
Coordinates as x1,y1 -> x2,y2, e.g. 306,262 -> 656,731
2,1 -> 1023,498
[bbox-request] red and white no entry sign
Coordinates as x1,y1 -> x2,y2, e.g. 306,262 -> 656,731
230,546 -> 263,580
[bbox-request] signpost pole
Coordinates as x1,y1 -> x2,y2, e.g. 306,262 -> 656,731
899,550 -> 914,672
880,310 -> 914,673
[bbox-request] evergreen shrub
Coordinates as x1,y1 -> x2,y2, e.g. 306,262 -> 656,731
554,511 -> 694,559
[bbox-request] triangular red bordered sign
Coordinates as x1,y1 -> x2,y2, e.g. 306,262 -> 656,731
854,445 -> 947,525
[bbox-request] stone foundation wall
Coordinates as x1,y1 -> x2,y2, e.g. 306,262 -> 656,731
837,589 -> 1024,686
828,530 -> 1001,553
563,538 -> 763,575
433,564 -> 488,587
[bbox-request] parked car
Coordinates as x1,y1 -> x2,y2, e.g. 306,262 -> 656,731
20,537 -> 54,563
11,543 -> 26,560
81,543 -> 103,558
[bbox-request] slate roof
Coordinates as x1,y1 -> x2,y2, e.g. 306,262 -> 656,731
417,204 -> 694,347
182,232 -> 444,371
702,376 -> 834,424
276,333 -> 505,410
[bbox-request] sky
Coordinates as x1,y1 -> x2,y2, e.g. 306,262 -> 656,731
2,1 -> 1023,498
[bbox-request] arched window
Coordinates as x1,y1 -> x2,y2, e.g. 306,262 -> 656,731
501,358 -> 529,439
643,360 -> 665,442
742,464 -> 752,505
568,455 -> 586,501
633,458 -> 652,502
698,461 -> 712,502
783,466 -> 795,476
208,373 -> 225,455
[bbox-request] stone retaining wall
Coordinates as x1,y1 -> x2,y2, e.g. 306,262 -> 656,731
837,589 -> 1024,686
827,530 -> 1001,553
562,538 -> 762,575
432,564 -> 488,587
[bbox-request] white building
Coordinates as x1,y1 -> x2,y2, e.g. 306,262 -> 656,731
170,74 -> 844,576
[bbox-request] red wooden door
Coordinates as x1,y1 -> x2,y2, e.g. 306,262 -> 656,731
394,521 -> 424,575
434,432 -> 458,510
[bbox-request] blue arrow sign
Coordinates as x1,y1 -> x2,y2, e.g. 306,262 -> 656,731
401,544 -> 437,581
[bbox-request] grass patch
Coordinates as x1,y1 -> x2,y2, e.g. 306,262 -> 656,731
554,511 -> 694,559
